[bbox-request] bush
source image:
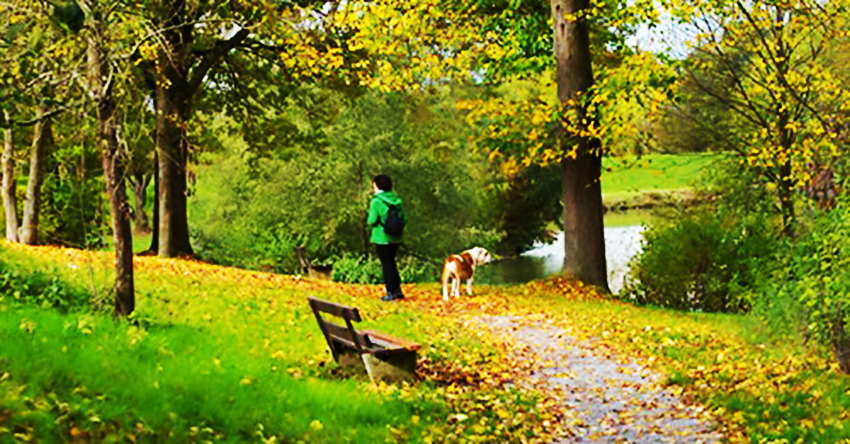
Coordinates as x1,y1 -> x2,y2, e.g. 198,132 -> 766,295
192,221 -> 302,273
755,195 -> 850,371
331,253 -> 438,284
0,249 -> 92,312
622,162 -> 782,313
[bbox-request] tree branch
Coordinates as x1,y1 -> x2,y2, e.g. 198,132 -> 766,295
13,105 -> 75,127
187,27 -> 250,96
735,0 -> 832,130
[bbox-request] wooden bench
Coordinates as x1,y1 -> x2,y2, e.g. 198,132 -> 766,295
307,296 -> 421,384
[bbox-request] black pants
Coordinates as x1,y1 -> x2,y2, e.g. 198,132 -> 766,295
375,243 -> 402,296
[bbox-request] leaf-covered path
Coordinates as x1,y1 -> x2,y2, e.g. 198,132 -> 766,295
470,315 -> 720,443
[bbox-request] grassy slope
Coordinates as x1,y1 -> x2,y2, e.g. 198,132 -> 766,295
601,153 -> 725,207
0,243 -> 545,443
2,242 -> 849,442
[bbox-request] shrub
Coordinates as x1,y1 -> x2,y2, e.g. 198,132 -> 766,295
0,249 -> 91,312
331,253 -> 438,284
757,195 -> 850,372
622,162 -> 782,313
192,221 -> 302,273
622,208 -> 779,312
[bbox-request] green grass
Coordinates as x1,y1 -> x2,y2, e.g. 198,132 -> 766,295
603,209 -> 652,227
99,227 -> 154,253
601,152 -> 726,204
0,244 -> 526,442
0,305 -> 424,443
3,236 -> 849,442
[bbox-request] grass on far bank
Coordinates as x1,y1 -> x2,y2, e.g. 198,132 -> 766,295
601,152 -> 726,208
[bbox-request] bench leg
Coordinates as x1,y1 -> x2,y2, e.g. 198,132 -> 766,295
337,351 -> 365,369
361,351 -> 417,384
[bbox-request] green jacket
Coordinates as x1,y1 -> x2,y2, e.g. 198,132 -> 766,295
367,191 -> 408,244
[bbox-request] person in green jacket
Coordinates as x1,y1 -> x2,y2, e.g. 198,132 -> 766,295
367,174 -> 408,302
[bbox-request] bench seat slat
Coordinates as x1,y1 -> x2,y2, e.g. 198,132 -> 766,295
362,330 -> 421,351
308,296 -> 362,322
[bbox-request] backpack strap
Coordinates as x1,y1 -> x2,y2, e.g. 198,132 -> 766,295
373,195 -> 398,227
373,195 -> 393,227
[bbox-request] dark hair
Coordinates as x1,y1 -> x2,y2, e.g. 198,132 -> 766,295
372,174 -> 393,191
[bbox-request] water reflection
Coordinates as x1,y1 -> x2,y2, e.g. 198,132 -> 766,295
477,217 -> 647,294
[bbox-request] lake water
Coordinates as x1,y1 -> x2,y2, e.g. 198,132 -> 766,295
476,214 -> 648,294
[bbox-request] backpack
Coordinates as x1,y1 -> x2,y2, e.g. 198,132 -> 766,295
381,202 -> 405,236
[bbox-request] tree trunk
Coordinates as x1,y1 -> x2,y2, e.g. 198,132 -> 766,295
156,93 -> 193,257
2,110 -> 18,243
155,0 -> 194,258
834,306 -> 850,373
774,8 -> 796,238
132,170 -> 151,233
20,110 -> 53,245
778,161 -> 795,237
85,6 -> 135,316
552,0 -> 609,291
148,150 -> 159,253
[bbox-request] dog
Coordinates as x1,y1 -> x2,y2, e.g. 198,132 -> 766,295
442,247 -> 491,301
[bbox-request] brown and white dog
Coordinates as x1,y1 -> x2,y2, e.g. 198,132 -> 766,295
442,247 -> 492,301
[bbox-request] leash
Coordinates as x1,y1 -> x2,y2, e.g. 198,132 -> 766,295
398,245 -> 444,266
398,245 -> 513,266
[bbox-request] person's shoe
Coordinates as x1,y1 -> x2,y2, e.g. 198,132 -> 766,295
381,294 -> 396,302
393,293 -> 405,300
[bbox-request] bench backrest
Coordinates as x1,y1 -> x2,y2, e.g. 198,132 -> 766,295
307,296 -> 372,354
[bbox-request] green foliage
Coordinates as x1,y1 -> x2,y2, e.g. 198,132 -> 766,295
40,144 -> 108,249
330,254 -> 438,285
192,219 -> 302,274
191,87 -> 504,271
0,247 -> 90,313
51,0 -> 84,34
622,163 -> 782,313
487,164 -> 561,255
755,194 -> 850,357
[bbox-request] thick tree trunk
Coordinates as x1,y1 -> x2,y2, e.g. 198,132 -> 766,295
20,111 -> 53,245
552,0 -> 609,291
155,0 -> 194,258
2,110 -> 18,243
156,93 -> 193,257
86,10 -> 135,316
132,170 -> 151,233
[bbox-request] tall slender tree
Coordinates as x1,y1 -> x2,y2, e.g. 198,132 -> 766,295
19,109 -> 53,245
80,0 -> 134,316
664,0 -> 849,236
2,110 -> 18,242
